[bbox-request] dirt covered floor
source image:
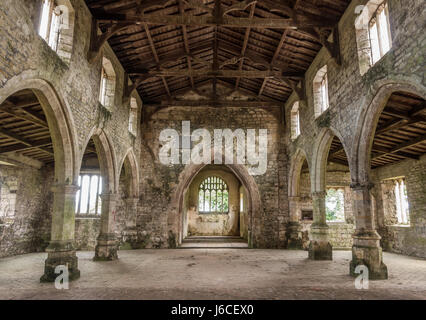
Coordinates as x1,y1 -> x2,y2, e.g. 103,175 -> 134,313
0,249 -> 425,300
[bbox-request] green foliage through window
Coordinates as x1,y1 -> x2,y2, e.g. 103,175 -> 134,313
199,176 -> 229,214
325,188 -> 345,221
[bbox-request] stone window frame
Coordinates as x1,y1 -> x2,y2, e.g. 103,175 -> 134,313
355,0 -> 392,75
0,176 -> 17,223
128,97 -> 139,137
98,57 -> 116,110
75,171 -> 103,217
290,101 -> 301,140
381,176 -> 410,226
325,186 -> 346,223
38,0 -> 75,64
198,176 -> 229,214
313,65 -> 329,118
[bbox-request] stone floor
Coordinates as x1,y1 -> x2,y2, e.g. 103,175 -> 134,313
0,249 -> 425,300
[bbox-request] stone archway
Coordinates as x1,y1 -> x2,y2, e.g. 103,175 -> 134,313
309,127 -> 352,260
352,81 -> 426,184
116,149 -> 140,247
287,148 -> 310,249
347,81 -> 426,280
168,163 -> 262,248
118,148 -> 140,199
0,76 -> 81,282
80,128 -> 119,261
0,76 -> 77,184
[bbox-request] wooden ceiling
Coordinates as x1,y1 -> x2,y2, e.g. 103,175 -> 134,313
328,91 -> 426,169
85,0 -> 350,106
370,91 -> 426,169
0,90 -> 54,163
0,90 -> 96,164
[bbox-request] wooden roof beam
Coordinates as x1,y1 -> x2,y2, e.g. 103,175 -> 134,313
0,102 -> 48,128
235,2 -> 255,90
144,23 -> 171,97
0,128 -> 53,155
92,10 -> 337,29
144,100 -> 283,108
372,134 -> 426,160
179,0 -> 195,89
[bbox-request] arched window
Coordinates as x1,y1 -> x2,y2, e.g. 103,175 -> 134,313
129,97 -> 138,136
325,187 -> 345,222
38,0 -> 75,64
313,65 -> 329,117
99,57 -> 116,109
354,0 -> 392,75
75,173 -> 103,215
368,1 -> 391,65
290,101 -> 300,140
198,177 -> 229,214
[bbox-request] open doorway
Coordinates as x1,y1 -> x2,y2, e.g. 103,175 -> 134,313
180,165 -> 248,248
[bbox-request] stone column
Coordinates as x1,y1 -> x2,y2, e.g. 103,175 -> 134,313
350,183 -> 388,279
40,184 -> 80,282
308,191 -> 332,260
124,197 -> 139,249
94,193 -> 119,261
286,196 -> 303,249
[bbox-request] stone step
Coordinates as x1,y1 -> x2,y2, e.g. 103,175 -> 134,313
180,236 -> 248,248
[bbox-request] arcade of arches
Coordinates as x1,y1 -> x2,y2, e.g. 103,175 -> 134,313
0,0 -> 425,299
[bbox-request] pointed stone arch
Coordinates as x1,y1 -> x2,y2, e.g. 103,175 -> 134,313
288,148 -> 309,198
168,163 -> 262,248
118,148 -> 140,198
352,80 -> 426,184
80,128 -> 118,194
311,127 -> 351,193
0,76 -> 77,184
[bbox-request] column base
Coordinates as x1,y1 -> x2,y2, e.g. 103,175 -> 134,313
308,241 -> 332,260
94,233 -> 118,261
40,241 -> 80,283
286,222 -> 303,250
349,231 -> 388,280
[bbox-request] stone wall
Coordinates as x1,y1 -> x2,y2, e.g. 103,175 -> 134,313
137,105 -> 288,248
286,0 -> 425,173
0,163 -> 54,257
0,0 -> 142,257
285,0 -> 425,257
371,155 -> 426,258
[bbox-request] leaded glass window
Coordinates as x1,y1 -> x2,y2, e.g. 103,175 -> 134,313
198,177 -> 229,214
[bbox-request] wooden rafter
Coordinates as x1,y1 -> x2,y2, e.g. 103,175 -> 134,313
0,128 -> 53,155
92,10 -> 337,29
235,2 -> 255,90
371,134 -> 426,160
144,100 -> 282,108
144,23 -> 171,97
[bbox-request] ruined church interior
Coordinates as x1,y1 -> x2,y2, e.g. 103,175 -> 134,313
0,0 -> 425,303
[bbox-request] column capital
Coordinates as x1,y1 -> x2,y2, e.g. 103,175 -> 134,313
350,182 -> 374,191
288,196 -> 301,201
51,183 -> 79,194
311,191 -> 326,198
100,192 -> 120,201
